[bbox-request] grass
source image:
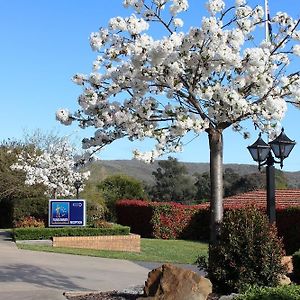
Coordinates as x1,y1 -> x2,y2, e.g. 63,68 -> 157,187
17,238 -> 208,264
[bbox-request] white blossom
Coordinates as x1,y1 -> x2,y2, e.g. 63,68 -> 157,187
293,44 -> 300,56
173,18 -> 184,27
11,140 -> 90,197
56,109 -> 72,126
57,0 -> 300,163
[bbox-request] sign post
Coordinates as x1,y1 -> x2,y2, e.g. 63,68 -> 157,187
49,199 -> 86,227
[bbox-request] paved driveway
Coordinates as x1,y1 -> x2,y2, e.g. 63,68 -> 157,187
0,231 -> 152,300
0,231 -> 201,300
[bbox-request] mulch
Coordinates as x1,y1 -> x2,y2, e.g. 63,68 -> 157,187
64,290 -> 221,300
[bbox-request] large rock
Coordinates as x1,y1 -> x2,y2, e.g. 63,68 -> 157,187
137,263 -> 212,300
281,256 -> 293,274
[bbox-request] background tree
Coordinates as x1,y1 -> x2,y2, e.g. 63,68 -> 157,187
194,172 -> 211,203
150,157 -> 196,203
0,140 -> 45,201
98,174 -> 146,221
57,0 -> 300,242
226,172 -> 265,196
11,139 -> 90,198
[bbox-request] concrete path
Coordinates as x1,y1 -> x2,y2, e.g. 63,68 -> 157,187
0,231 -> 200,300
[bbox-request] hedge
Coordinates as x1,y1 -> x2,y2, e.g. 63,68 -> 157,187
116,199 -> 300,254
13,225 -> 130,240
116,199 -> 154,237
116,199 -> 209,240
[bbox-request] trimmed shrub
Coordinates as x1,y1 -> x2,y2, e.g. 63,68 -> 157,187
200,207 -> 286,294
116,198 -> 300,255
233,285 -> 300,300
151,203 -> 200,239
13,224 -> 130,240
116,199 -> 154,237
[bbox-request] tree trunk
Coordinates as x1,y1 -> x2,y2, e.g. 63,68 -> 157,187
208,129 -> 224,244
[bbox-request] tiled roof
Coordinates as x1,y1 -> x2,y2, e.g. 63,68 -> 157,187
198,189 -> 300,209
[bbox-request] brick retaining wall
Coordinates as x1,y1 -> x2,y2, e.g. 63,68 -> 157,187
52,234 -> 140,252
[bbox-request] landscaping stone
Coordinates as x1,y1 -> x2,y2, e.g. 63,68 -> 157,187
279,274 -> 291,285
137,263 -> 212,300
282,256 -> 293,274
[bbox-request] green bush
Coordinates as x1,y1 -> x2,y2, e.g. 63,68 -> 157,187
13,197 -> 49,225
199,207 -> 286,294
0,198 -> 14,228
13,225 -> 130,240
292,250 -> 300,283
234,285 -> 300,300
98,174 -> 146,222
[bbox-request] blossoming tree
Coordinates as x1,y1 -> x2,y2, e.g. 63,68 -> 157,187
56,0 -> 300,242
11,140 -> 90,198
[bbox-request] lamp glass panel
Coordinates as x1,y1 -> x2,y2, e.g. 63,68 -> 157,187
248,147 -> 259,161
248,146 -> 270,162
270,143 -> 280,157
258,147 -> 270,162
280,144 -> 295,158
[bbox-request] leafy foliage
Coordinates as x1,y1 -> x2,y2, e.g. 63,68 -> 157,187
0,140 -> 46,201
98,174 -> 146,221
194,172 -> 211,202
13,216 -> 45,228
149,157 -> 197,203
151,202 -> 199,239
233,285 -> 300,300
12,197 -> 49,226
13,225 -> 130,240
199,207 -> 286,293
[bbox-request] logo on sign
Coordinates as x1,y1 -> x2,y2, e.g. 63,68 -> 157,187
51,202 -> 70,225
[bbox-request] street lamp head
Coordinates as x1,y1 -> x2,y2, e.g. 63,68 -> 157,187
74,180 -> 82,190
247,133 -> 271,166
269,128 -> 296,168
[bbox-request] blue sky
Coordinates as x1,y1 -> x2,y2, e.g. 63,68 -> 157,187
1,0 -> 300,171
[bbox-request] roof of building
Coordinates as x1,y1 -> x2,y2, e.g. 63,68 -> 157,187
198,189 -> 300,209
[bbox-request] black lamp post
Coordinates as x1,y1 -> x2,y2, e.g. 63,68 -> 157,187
247,128 -> 296,223
74,180 -> 82,199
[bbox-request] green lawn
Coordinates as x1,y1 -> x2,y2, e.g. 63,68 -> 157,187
17,238 -> 208,264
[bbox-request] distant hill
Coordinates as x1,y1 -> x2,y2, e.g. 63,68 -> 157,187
87,159 -> 300,188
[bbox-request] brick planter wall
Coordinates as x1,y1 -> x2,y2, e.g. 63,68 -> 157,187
52,234 -> 140,253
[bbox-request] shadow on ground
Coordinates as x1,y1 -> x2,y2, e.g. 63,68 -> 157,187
0,263 -> 82,290
0,230 -> 13,241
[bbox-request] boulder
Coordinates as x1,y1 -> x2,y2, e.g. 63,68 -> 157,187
137,263 -> 212,300
278,274 -> 291,285
281,256 -> 293,274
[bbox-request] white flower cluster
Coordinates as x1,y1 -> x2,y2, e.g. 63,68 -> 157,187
11,140 -> 90,197
109,15 -> 149,35
56,0 -> 300,163
206,0 -> 225,16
